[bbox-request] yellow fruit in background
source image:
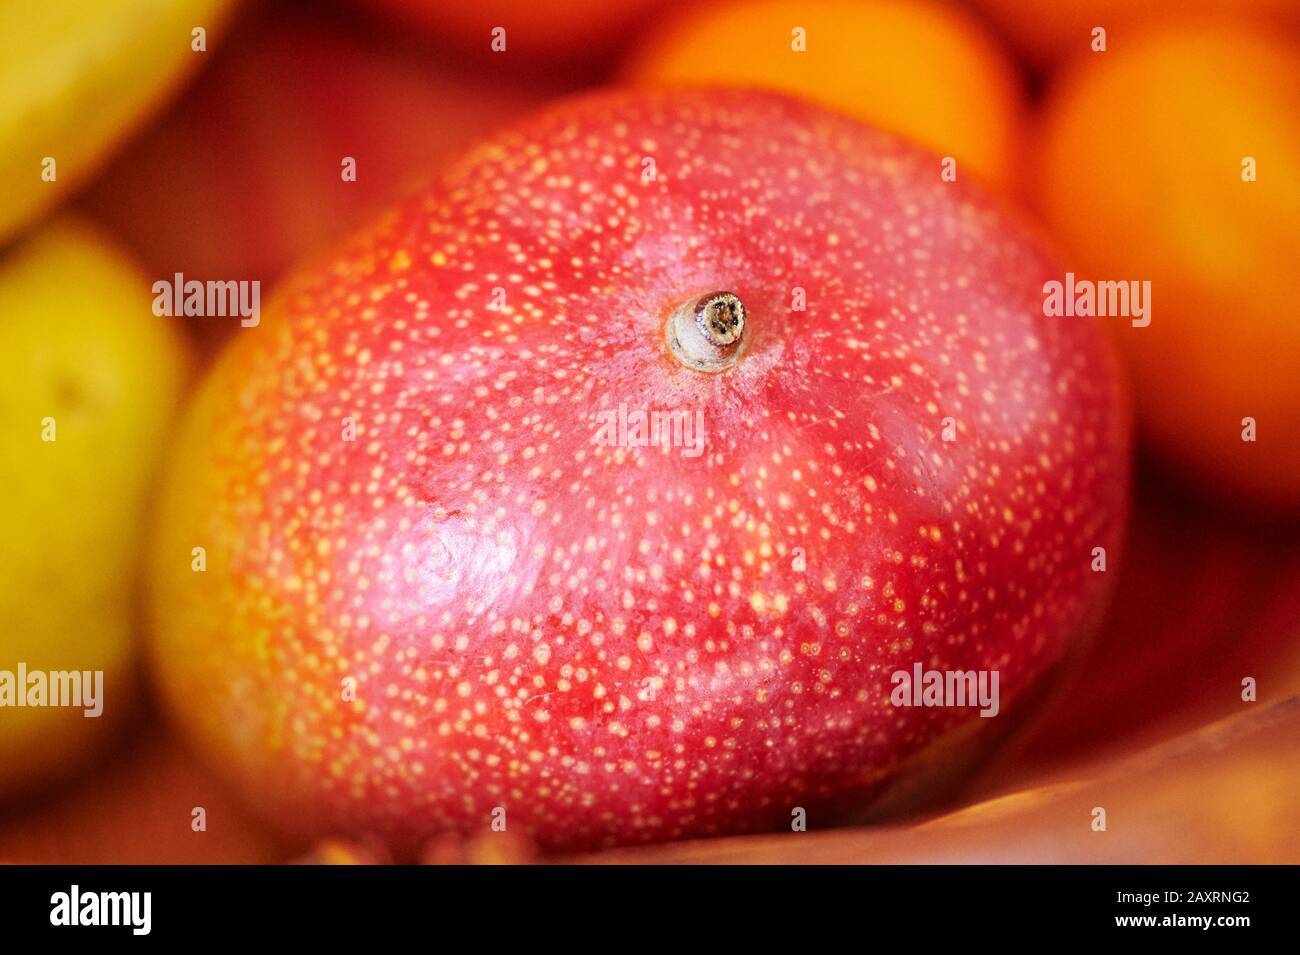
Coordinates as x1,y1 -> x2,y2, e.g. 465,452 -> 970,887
0,218 -> 189,796
623,0 -> 1024,190
0,0 -> 231,244
1033,25 -> 1300,506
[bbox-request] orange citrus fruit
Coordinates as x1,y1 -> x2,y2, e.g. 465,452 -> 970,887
623,0 -> 1024,191
1033,24 -> 1300,506
973,0 -> 1300,69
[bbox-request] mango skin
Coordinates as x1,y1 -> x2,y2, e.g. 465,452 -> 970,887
144,89 -> 1128,853
0,218 -> 189,796
0,0 -> 231,243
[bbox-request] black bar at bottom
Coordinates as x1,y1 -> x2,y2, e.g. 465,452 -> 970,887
0,863 -> 1290,941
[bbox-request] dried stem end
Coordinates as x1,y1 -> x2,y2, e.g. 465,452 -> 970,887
666,291 -> 747,372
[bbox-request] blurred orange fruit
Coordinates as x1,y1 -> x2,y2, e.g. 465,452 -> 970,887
623,0 -> 1024,190
420,832 -> 536,865
973,0 -> 1300,69
292,838 -> 391,864
1033,24 -> 1300,506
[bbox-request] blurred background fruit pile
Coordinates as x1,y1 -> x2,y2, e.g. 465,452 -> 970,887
2,0 -> 1298,863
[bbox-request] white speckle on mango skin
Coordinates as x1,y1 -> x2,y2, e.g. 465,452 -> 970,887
149,89 -> 1129,853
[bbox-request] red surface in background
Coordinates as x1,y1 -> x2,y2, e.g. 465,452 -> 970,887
1004,459 -> 1300,775
0,720 -> 299,864
83,2 -> 576,351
